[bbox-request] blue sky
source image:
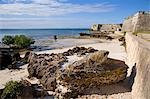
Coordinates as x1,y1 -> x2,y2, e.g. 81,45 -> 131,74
0,0 -> 149,28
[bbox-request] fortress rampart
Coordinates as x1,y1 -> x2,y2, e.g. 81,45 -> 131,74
91,11 -> 150,33
122,11 -> 150,32
91,24 -> 122,32
126,33 -> 150,99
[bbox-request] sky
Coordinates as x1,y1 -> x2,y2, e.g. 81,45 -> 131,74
0,0 -> 149,28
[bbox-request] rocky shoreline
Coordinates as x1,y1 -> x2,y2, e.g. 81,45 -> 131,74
27,46 -> 128,98
0,38 -> 130,99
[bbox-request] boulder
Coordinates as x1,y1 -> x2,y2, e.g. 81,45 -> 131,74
27,52 -> 68,91
27,47 -> 127,97
0,51 -> 12,69
56,50 -> 128,98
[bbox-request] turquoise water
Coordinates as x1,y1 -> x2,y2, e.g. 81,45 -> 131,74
0,29 -> 89,40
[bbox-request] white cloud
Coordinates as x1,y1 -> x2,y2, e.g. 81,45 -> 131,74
0,0 -> 116,16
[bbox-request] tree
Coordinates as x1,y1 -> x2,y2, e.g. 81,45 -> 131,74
14,35 -> 35,48
2,35 -> 14,45
1,35 -> 35,48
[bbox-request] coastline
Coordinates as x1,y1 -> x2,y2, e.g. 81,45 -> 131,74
32,37 -> 102,52
0,37 -> 132,98
0,37 -> 126,89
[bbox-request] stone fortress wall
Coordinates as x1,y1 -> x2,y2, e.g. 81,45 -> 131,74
122,11 -> 150,32
91,11 -> 150,99
126,33 -> 150,99
91,24 -> 122,32
91,11 -> 150,33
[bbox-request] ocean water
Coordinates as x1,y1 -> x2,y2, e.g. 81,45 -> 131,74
0,29 -> 89,41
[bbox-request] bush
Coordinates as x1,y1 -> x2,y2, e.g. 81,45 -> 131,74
2,35 -> 14,45
2,35 -> 34,48
1,81 -> 24,99
14,35 -> 34,48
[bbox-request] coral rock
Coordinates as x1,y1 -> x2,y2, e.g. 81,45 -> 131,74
56,51 -> 128,98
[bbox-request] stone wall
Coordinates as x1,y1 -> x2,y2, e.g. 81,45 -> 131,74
91,24 -> 122,32
125,33 -> 150,99
122,11 -> 150,32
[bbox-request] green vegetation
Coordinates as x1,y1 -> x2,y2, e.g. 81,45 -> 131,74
2,35 -> 35,48
14,35 -> 34,48
1,81 -> 24,99
2,35 -> 14,45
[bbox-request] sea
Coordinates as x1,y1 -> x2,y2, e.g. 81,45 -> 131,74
0,29 -> 89,41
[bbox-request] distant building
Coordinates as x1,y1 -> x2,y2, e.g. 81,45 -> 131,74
122,11 -> 150,32
91,24 -> 122,33
90,11 -> 150,34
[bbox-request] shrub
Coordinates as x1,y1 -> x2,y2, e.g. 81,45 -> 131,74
2,35 -> 35,48
2,35 -> 14,45
14,35 -> 34,48
1,81 -> 24,99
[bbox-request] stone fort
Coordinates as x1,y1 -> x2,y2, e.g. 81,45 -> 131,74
91,11 -> 150,33
122,11 -> 150,32
91,24 -> 122,32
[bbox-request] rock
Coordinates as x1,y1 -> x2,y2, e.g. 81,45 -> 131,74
6,52 -> 22,69
62,47 -> 98,57
63,52 -> 70,56
12,52 -> 21,62
67,50 -> 109,71
19,80 -> 49,98
106,36 -> 114,40
86,47 -> 98,53
77,50 -> 86,57
56,50 -> 128,98
28,63 -> 39,77
72,47 -> 80,53
27,52 -> 68,91
22,51 -> 31,63
118,37 -> 125,42
0,51 -> 12,69
118,37 -> 126,47
27,47 -> 105,94
44,77 -> 56,91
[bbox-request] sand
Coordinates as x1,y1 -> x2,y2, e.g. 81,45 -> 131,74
33,38 -> 102,51
36,39 -> 126,61
0,38 -> 132,98
0,64 -> 28,89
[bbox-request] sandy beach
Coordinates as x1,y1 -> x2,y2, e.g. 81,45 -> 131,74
33,38 -> 102,51
0,38 -> 132,98
0,0 -> 149,97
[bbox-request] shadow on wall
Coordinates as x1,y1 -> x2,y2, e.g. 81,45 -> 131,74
128,64 -> 137,90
